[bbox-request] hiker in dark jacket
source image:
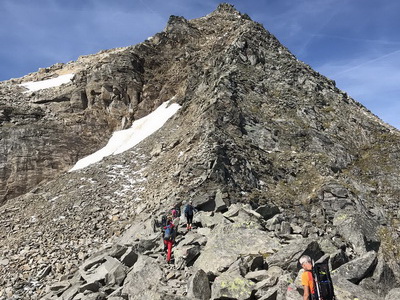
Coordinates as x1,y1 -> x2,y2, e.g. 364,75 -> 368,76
163,217 -> 175,263
184,200 -> 195,231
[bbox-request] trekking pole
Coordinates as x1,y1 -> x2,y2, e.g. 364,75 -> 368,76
312,260 -> 322,300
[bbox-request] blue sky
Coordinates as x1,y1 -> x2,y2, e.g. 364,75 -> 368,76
1,0 -> 399,129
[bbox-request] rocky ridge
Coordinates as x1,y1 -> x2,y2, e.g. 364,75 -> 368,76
1,3 -> 400,300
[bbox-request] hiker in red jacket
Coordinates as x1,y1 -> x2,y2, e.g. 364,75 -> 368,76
163,217 -> 175,263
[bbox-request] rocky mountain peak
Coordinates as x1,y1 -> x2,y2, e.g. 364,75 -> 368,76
1,3 -> 400,300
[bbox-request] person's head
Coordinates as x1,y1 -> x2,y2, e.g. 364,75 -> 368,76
189,200 -> 192,205
299,255 -> 312,271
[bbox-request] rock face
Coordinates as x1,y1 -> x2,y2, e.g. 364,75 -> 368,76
1,3 -> 400,300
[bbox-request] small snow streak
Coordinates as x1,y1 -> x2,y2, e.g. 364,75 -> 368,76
20,74 -> 74,92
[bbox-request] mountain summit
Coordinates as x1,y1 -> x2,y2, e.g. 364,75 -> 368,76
1,3 -> 400,299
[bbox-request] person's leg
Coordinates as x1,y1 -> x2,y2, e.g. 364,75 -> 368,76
188,215 -> 193,230
166,240 -> 173,263
163,239 -> 168,252
186,215 -> 190,230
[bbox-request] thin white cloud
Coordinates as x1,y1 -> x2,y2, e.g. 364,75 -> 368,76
331,49 -> 400,77
317,50 -> 400,128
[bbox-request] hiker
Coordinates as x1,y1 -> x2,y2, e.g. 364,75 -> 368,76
171,205 -> 180,219
299,255 -> 317,300
184,200 -> 195,231
163,217 -> 175,263
172,207 -> 180,241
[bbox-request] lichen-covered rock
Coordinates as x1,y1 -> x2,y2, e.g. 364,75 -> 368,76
212,272 -> 255,300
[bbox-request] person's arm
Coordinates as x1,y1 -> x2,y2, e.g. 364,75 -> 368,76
303,285 -> 310,300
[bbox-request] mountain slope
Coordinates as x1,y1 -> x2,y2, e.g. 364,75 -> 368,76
0,3 -> 400,300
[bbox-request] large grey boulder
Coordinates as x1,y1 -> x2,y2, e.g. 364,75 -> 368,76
332,276 -> 378,300
253,266 -> 283,291
333,211 -> 380,255
118,218 -> 159,244
223,204 -> 264,230
174,244 -> 201,268
333,251 -> 377,284
385,288 -> 400,300
193,211 -> 230,228
79,256 -> 127,286
121,255 -> 163,299
187,269 -> 211,300
265,239 -> 323,271
245,270 -> 269,282
193,223 -> 280,274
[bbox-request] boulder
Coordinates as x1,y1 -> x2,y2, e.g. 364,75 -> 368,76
245,270 -> 269,282
333,211 -> 380,254
121,255 -> 163,299
197,227 -> 212,236
174,244 -> 201,268
285,283 -> 303,300
118,218 -> 158,244
194,223 -> 280,274
119,247 -> 138,267
254,266 -> 283,290
333,251 -> 377,284
226,257 -> 250,277
48,281 -> 71,295
211,272 -> 255,300
385,288 -> 400,300
255,204 -> 280,220
265,239 -> 323,272
332,276 -> 378,300
255,287 -> 278,300
330,249 -> 349,270
58,282 -> 81,300
79,256 -> 127,286
359,252 -> 398,297
187,269 -> 211,300
193,211 -> 230,228
214,189 -> 228,212
248,255 -> 265,271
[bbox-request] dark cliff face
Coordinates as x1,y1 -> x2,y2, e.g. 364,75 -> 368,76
0,3 -> 400,299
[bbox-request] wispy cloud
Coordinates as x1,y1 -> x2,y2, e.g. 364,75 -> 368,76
317,49 -> 400,128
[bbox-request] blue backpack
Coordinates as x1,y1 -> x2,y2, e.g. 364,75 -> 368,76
184,204 -> 194,216
164,226 -> 174,240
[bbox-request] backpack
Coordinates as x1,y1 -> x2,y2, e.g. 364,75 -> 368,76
312,262 -> 336,300
184,204 -> 194,216
161,215 -> 167,228
175,207 -> 181,217
164,225 -> 174,240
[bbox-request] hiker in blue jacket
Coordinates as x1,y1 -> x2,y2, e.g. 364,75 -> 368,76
184,200 -> 195,231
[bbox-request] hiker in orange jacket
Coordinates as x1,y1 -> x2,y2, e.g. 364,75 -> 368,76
300,255 -> 317,300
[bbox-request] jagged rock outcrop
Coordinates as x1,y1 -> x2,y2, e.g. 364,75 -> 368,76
1,3 -> 400,300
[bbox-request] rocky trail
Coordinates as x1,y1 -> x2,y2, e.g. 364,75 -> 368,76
32,202 -> 400,300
